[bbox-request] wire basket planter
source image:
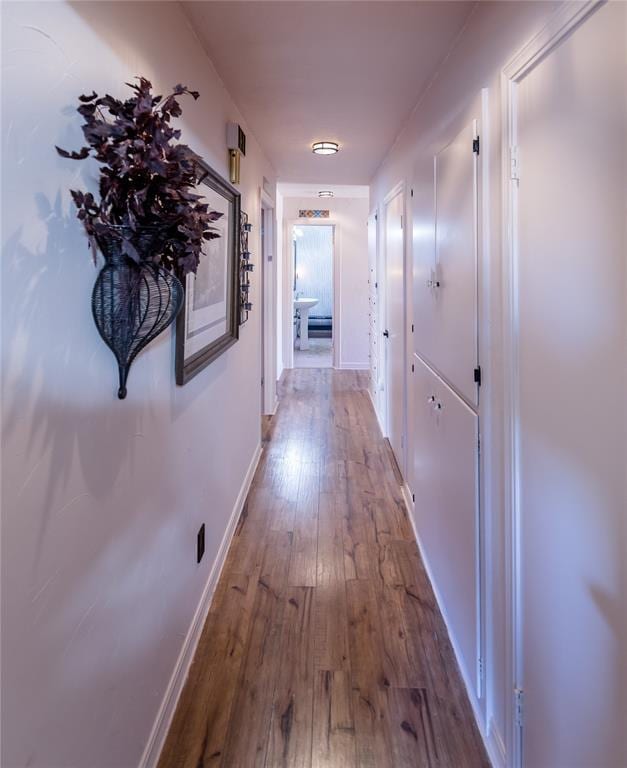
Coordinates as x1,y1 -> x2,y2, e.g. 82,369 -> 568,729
92,226 -> 183,399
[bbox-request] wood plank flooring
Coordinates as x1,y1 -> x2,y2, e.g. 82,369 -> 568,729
157,369 -> 489,768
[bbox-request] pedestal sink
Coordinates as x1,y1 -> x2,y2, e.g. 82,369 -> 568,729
294,297 -> 318,350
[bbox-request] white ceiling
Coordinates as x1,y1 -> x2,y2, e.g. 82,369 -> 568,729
278,182 -> 369,199
182,1 -> 475,185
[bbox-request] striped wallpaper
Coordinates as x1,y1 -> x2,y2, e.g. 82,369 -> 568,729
294,225 -> 333,318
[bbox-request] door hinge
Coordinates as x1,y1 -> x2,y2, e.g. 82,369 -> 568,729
478,656 -> 484,681
400,215 -> 403,229
411,323 -> 414,333
474,366 -> 482,386
411,363 -> 415,373
412,492 -> 415,503
472,136 -> 480,155
510,145 -> 520,181
261,376 -> 264,388
515,688 -> 524,728
477,433 -> 481,454
411,188 -> 414,197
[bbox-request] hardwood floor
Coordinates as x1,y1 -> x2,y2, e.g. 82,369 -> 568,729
157,369 -> 489,768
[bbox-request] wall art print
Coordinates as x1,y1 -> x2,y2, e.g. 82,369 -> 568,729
176,158 -> 241,384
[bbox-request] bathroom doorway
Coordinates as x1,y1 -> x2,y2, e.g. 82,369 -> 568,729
292,224 -> 335,368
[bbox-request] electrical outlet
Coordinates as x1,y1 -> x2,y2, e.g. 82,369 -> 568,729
197,524 -> 205,564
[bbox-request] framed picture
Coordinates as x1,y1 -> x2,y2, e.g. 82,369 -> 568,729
175,158 -> 241,384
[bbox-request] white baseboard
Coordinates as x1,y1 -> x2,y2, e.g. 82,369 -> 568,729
368,388 -> 387,439
488,717 -> 507,768
263,396 -> 279,417
337,361 -> 369,370
401,481 -> 413,512
403,498 -> 497,768
138,442 -> 263,768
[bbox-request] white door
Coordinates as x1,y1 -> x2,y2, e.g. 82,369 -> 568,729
512,4 -> 627,766
367,212 -> 380,408
412,354 -> 480,694
385,189 -> 405,471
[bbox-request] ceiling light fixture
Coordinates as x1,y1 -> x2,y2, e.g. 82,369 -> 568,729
318,190 -> 334,198
312,141 -> 339,155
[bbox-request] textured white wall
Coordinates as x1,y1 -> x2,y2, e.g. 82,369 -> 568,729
1,3 -> 274,766
283,197 -> 369,369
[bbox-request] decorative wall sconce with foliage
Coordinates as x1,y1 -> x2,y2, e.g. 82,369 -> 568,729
56,77 -> 223,398
239,211 -> 253,325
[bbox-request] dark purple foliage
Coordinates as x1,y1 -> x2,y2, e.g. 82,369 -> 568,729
56,77 -> 222,278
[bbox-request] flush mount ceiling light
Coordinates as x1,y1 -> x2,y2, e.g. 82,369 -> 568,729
318,190 -> 334,198
312,141 -> 339,155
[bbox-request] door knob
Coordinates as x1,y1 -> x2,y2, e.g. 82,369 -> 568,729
383,330 -> 389,338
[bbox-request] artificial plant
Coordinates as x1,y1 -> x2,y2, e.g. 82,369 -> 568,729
56,77 -> 222,278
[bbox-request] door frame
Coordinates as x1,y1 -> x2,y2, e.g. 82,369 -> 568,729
284,220 -> 340,369
382,180 -> 407,473
501,3 -> 604,764
260,189 -> 277,415
367,206 -> 386,432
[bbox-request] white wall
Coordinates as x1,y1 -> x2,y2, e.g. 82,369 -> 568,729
369,2 -> 565,765
282,196 -> 369,369
1,3 -> 275,767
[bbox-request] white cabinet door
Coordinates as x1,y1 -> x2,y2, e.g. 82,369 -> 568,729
434,120 -> 478,405
412,353 -> 480,694
413,120 -> 479,407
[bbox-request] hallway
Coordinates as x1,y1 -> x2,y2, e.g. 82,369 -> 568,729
158,369 -> 488,767
3,2 -> 626,766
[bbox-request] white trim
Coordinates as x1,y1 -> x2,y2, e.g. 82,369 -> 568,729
500,3 -> 604,766
368,387 -> 386,439
401,482 -> 413,514
382,181 -> 407,471
260,198 -> 276,416
260,187 -> 275,210
138,443 -> 263,768
488,718 -> 507,768
503,0 -> 604,81
405,506 -> 496,768
368,205 -> 386,434
383,179 -> 405,205
286,219 -> 341,370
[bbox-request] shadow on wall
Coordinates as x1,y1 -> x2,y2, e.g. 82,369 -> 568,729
1,191 -> 190,765
1,2 -> 263,763
3,192 -> 144,503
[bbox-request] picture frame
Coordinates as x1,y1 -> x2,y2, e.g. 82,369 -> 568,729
175,157 -> 241,385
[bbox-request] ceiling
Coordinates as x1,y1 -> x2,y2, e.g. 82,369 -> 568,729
278,182 -> 369,199
182,1 -> 475,185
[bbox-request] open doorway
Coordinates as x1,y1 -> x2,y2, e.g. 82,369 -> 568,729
292,224 -> 334,368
